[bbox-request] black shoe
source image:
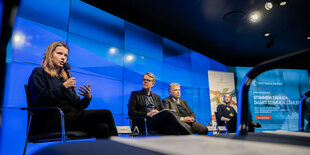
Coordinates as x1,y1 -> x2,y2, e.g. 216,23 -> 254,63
249,121 -> 262,128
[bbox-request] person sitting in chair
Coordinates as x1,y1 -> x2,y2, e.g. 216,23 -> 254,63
128,72 -> 192,135
163,83 -> 208,135
28,41 -> 118,138
216,93 -> 237,133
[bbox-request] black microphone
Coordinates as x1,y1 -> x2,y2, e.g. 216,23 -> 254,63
63,63 -> 72,78
63,63 -> 75,91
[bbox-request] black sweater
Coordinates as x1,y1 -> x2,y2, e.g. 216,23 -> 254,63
28,67 -> 91,112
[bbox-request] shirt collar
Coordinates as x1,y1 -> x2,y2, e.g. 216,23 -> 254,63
141,89 -> 152,96
171,96 -> 180,104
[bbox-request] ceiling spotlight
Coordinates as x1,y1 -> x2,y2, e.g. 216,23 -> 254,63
249,11 -> 261,23
264,32 -> 271,37
265,2 -> 273,10
279,1 -> 287,6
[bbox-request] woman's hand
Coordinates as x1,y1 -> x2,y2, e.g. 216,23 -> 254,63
78,83 -> 92,99
63,77 -> 76,88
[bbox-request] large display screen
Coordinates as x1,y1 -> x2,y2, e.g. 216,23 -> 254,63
235,67 -> 310,132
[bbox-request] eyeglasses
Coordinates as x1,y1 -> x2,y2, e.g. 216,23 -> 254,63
143,78 -> 153,82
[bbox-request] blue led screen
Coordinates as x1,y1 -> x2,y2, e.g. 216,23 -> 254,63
67,33 -> 124,81
234,67 -> 310,132
123,50 -> 164,86
125,22 -> 163,61
163,38 -> 191,70
1,0 -> 227,154
69,0 -> 124,48
8,17 -> 67,64
17,0 -> 70,31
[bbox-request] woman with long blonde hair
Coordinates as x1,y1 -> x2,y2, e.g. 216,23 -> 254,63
28,41 -> 118,138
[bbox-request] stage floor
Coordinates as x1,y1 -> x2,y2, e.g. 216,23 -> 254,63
112,134 -> 310,155
32,131 -> 310,155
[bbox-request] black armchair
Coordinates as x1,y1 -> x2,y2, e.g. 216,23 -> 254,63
23,85 -> 92,155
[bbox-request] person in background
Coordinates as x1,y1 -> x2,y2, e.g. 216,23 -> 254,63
216,93 -> 237,133
28,41 -> 118,138
163,83 -> 208,135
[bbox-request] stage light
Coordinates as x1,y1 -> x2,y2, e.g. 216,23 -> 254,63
279,1 -> 287,6
264,32 -> 271,37
109,47 -> 117,54
307,36 -> 310,40
249,11 -> 261,23
126,54 -> 135,62
265,2 -> 273,10
12,31 -> 26,48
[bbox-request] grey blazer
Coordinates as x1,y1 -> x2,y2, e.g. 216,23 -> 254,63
162,96 -> 195,119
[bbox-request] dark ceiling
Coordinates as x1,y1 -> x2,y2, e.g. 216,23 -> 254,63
82,0 -> 310,67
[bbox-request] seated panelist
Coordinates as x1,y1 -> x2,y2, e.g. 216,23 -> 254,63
216,93 -> 237,133
128,72 -> 192,135
163,83 -> 208,135
28,41 -> 118,138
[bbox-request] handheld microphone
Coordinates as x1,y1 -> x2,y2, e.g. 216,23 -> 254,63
63,63 -> 75,91
63,63 -> 72,78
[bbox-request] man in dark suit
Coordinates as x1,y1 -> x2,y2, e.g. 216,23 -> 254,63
163,83 -> 208,135
128,72 -> 192,135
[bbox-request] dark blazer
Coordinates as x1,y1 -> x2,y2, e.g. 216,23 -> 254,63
128,89 -> 164,117
162,96 -> 195,119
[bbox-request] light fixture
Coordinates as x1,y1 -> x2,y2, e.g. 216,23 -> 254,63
264,32 -> 271,37
12,31 -> 26,48
307,36 -> 310,40
279,1 -> 287,6
265,2 -> 273,10
249,11 -> 261,23
109,47 -> 117,54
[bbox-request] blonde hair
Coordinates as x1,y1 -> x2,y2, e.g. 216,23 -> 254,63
168,83 -> 180,91
143,72 -> 155,83
41,41 -> 69,80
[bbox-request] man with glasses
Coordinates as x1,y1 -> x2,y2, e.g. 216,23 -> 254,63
128,72 -> 192,135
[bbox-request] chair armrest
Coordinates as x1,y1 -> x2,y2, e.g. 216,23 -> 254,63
127,116 -> 147,121
21,107 -> 66,142
126,117 -> 148,135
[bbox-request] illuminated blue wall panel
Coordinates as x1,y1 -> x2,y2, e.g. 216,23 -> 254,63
17,0 -> 70,31
191,52 -> 212,88
163,63 -> 192,87
69,0 -> 124,48
8,17 -> 67,64
211,59 -> 227,71
71,71 -> 123,115
125,22 -> 163,60
192,94 -> 211,126
163,38 -> 191,70
124,51 -> 164,86
1,61 -> 39,155
67,33 -> 123,81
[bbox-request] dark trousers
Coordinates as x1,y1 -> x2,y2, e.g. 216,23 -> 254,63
65,109 -> 118,138
147,110 -> 192,135
182,121 -> 208,135
227,117 -> 236,133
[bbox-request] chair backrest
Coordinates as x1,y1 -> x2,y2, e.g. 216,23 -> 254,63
24,84 -> 33,107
